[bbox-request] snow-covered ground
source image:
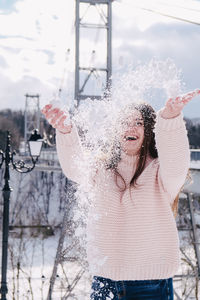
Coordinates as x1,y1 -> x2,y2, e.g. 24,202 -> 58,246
4,233 -> 92,299
2,229 -> 200,299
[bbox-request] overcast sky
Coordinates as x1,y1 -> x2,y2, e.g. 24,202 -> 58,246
0,0 -> 200,118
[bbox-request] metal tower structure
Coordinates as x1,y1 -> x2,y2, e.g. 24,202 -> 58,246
75,0 -> 113,105
24,94 -> 40,153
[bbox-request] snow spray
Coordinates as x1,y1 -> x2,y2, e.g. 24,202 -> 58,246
61,58 -> 184,271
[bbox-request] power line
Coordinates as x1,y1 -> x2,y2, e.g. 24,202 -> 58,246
152,0 -> 200,13
137,5 -> 200,25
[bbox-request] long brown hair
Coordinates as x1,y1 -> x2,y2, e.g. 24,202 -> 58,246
105,103 -> 158,185
102,102 -> 180,217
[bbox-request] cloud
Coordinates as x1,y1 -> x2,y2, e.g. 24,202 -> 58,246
0,72 -> 55,110
0,0 -> 199,118
0,0 -> 75,70
111,18 -> 200,117
112,20 -> 200,99
0,54 -> 8,67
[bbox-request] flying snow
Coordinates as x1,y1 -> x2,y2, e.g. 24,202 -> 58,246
71,58 -> 182,150
51,58 -> 184,273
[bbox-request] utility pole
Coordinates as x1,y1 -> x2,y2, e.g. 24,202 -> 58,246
75,0 -> 113,105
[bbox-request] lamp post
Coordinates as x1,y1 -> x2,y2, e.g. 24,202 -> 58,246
0,130 -> 43,300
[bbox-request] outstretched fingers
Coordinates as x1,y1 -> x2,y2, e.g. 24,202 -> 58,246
166,89 -> 200,109
162,88 -> 200,119
57,115 -> 72,133
51,110 -> 64,126
41,104 -> 71,132
41,104 -> 52,114
178,89 -> 200,104
45,108 -> 60,119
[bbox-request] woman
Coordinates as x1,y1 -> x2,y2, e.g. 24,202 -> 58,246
42,89 -> 199,300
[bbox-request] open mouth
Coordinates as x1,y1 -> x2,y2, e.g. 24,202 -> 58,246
125,136 -> 138,141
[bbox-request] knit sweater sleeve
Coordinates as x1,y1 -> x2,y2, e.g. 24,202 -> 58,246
56,123 -> 83,184
154,110 -> 190,201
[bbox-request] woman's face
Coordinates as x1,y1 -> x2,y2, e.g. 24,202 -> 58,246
119,110 -> 145,156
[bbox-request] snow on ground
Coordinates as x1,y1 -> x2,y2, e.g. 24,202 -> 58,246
1,229 -> 200,299
4,231 -> 92,299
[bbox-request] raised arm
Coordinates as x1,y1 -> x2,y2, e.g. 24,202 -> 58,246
155,89 -> 200,200
41,104 -> 84,184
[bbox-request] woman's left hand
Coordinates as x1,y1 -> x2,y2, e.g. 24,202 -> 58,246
161,88 -> 200,119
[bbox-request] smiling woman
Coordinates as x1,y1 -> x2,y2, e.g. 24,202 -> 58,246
103,103 -> 157,190
41,89 -> 199,299
120,111 -> 145,155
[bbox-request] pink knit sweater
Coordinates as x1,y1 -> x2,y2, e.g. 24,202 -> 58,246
56,110 -> 190,280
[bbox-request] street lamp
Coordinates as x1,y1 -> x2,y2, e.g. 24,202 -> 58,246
0,130 -> 43,300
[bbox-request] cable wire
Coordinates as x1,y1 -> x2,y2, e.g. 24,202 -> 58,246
151,0 -> 200,13
136,5 -> 200,25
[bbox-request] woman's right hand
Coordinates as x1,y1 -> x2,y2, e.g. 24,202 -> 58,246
41,104 -> 72,134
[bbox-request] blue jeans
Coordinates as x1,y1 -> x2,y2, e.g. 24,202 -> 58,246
90,276 -> 174,300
